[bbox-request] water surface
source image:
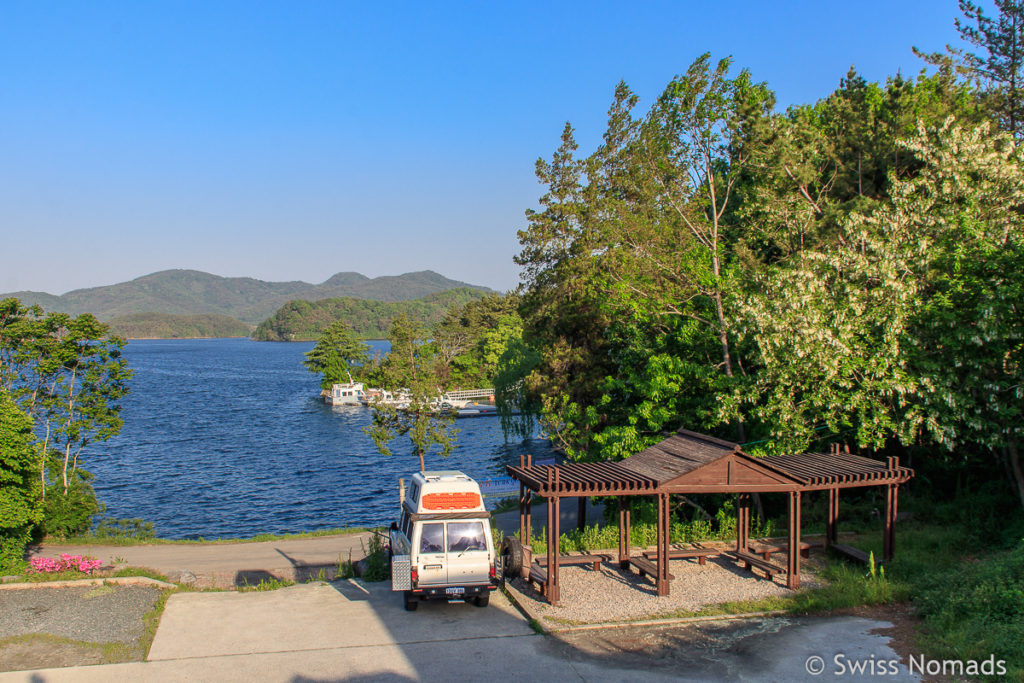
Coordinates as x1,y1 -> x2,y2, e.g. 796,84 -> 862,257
91,338 -> 553,539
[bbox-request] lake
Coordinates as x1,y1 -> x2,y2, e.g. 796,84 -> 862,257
90,338 -> 555,539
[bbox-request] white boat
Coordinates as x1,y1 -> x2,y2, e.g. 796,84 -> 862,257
326,382 -> 366,406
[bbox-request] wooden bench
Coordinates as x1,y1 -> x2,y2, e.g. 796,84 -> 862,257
527,563 -> 548,590
830,543 -> 871,565
749,540 -> 821,561
726,550 -> 784,579
534,554 -> 607,571
628,556 -> 675,581
642,548 -> 717,566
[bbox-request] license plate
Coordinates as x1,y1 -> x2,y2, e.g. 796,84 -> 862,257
445,587 -> 465,596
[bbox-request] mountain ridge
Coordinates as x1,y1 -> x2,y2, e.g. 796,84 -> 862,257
2,269 -> 493,324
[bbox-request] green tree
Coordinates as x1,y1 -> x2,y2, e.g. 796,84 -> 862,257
303,320 -> 369,390
0,298 -> 132,535
916,0 -> 1024,137
0,391 -> 43,571
364,314 -> 458,472
732,119 -> 1024,505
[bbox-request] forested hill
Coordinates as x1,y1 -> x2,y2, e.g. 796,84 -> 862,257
106,313 -> 253,339
253,288 -> 487,340
2,269 -> 491,325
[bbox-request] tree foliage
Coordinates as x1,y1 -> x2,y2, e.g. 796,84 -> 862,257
363,314 -> 459,472
511,35 -> 1024,507
917,0 -> 1024,137
303,320 -> 369,390
0,298 -> 132,535
0,391 -> 43,570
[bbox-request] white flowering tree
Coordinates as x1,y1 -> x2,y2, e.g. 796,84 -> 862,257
731,119 -> 1024,505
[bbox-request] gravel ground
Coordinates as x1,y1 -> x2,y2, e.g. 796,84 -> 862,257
511,553 -> 820,625
0,585 -> 161,644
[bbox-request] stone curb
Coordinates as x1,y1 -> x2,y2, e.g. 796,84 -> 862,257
0,576 -> 177,590
502,575 -> 786,635
543,610 -> 788,633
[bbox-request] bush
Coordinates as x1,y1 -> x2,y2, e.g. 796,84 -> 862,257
92,517 -> 156,541
40,473 -> 103,538
361,533 -> 389,582
0,392 -> 43,573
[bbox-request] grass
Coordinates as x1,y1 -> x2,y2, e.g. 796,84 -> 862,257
236,577 -> 296,592
0,633 -> 132,664
50,526 -> 370,547
5,566 -> 174,585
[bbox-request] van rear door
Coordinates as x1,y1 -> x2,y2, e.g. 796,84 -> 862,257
445,520 -> 490,584
416,522 -> 447,585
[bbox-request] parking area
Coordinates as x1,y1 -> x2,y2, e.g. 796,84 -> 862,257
0,580 -> 920,682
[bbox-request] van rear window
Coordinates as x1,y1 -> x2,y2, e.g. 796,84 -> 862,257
446,522 -> 486,552
420,523 -> 444,553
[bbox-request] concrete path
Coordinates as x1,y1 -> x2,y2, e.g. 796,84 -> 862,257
0,581 -> 918,682
28,534 -> 374,588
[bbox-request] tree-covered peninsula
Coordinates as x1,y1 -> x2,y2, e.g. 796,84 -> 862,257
252,288 -> 489,341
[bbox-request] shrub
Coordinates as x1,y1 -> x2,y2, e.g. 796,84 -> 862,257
0,392 -> 44,573
361,533 -> 389,582
92,517 -> 156,541
40,471 -> 103,538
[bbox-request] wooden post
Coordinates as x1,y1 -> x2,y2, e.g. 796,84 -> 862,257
884,457 -> 899,561
577,496 -> 587,531
787,491 -> 802,589
518,456 -> 525,544
736,493 -> 751,552
549,469 -> 561,605
523,455 -> 532,545
656,493 -> 670,596
618,496 -> 631,568
826,488 -> 838,547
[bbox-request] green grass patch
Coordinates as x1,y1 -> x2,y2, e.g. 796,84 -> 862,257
237,577 -> 296,592
139,588 -> 177,659
0,633 -> 132,664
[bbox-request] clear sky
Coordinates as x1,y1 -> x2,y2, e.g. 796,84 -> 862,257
1,1 -> 968,295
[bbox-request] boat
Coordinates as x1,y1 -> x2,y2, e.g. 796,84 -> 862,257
325,381 -> 366,406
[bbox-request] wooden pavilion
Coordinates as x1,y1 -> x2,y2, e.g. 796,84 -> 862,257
506,429 -> 914,605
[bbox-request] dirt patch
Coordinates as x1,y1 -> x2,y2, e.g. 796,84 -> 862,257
0,634 -> 117,672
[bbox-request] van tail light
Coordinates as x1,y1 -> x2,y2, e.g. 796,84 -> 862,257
489,565 -> 496,580
410,567 -> 419,586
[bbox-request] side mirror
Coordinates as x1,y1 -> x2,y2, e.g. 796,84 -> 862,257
390,521 -> 398,531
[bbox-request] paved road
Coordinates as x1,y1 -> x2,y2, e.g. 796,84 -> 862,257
25,501 -> 605,589
0,581 -> 919,682
26,534 -> 376,588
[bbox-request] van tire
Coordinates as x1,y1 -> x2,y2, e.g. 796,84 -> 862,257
500,536 -> 523,578
474,594 -> 489,607
403,591 -> 418,611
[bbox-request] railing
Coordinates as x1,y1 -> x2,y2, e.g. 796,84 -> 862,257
445,388 -> 495,400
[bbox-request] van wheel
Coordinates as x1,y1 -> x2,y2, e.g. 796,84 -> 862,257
473,594 -> 489,608
403,591 -> 418,611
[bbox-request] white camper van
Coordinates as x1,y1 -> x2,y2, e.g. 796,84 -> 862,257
389,471 -> 498,611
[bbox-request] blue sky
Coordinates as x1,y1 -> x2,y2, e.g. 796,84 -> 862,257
1,1 -> 967,295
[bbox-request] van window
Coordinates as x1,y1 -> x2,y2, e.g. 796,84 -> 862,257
399,511 -> 411,539
420,523 -> 444,553
446,522 -> 486,552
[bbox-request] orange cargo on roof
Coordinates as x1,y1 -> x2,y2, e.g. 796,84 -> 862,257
421,492 -> 481,510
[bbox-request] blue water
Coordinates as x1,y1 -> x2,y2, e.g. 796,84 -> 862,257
90,338 -> 554,539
